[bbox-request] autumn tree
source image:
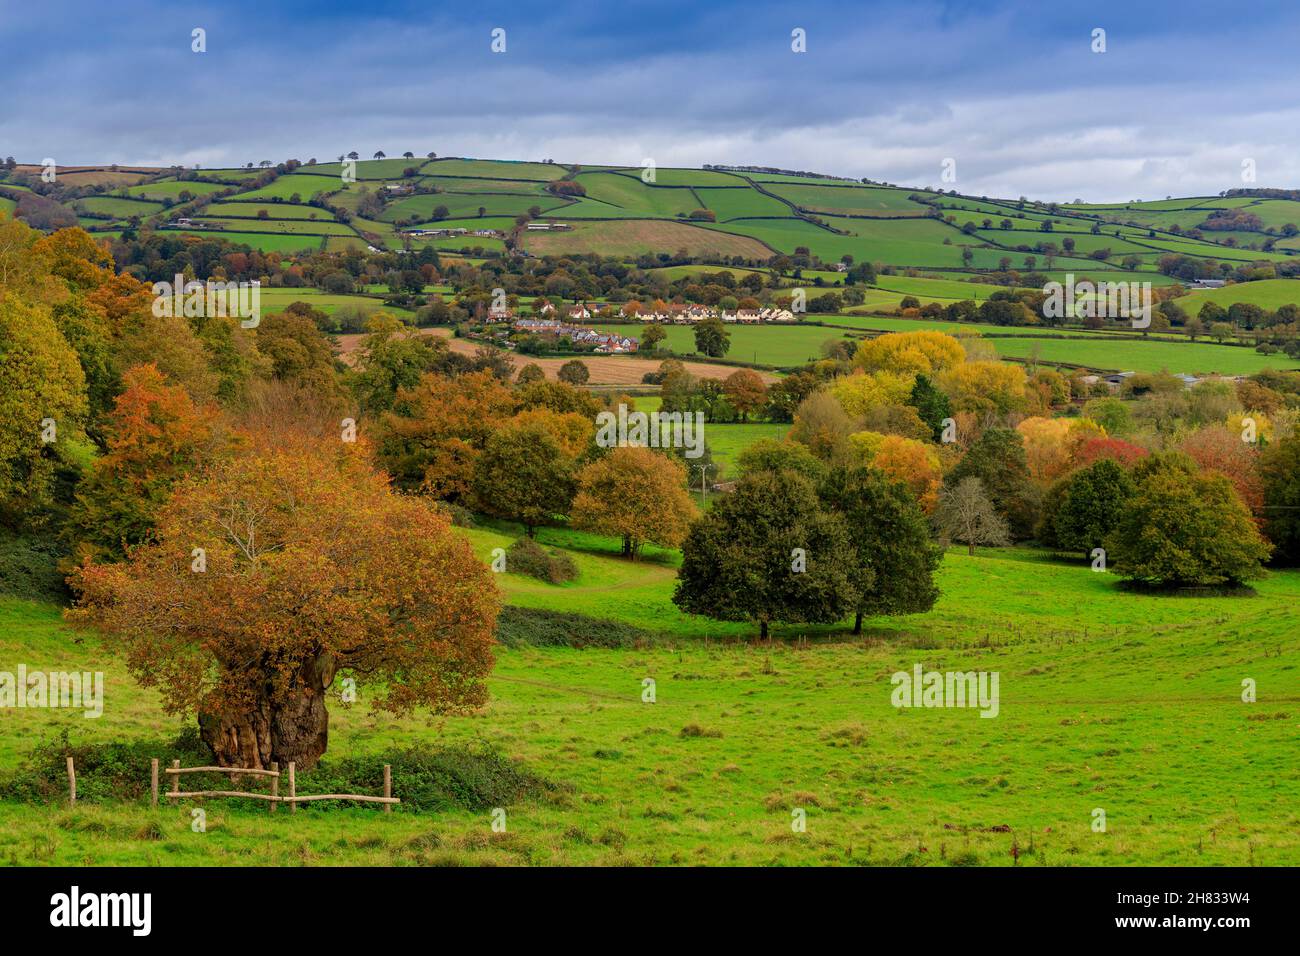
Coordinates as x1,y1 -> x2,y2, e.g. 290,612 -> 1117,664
571,447 -> 697,558
69,435 -> 499,769
819,465 -> 940,633
65,364 -> 222,563
640,323 -> 666,351
0,292 -> 87,522
790,391 -> 859,461
378,370 -> 516,499
674,470 -> 857,639
722,369 -> 767,422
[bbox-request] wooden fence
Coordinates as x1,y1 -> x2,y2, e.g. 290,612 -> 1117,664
144,759 -> 399,813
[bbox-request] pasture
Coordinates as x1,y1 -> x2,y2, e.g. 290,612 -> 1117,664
2,538 -> 1295,866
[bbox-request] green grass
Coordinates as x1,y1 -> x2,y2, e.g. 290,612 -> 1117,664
1,540 -> 1296,866
125,180 -> 230,201
160,230 -> 326,253
1175,278 -> 1300,313
207,202 -> 337,220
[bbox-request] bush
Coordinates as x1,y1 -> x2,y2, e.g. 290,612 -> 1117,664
436,501 -> 476,528
0,730 -> 554,812
0,727 -> 211,804
0,532 -> 70,602
307,744 -> 555,812
504,537 -> 578,584
494,606 -> 657,648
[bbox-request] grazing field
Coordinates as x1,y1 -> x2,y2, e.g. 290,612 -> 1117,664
125,180 -> 230,200
161,229 -> 326,253
207,202 -> 337,220
986,336 -> 1298,376
765,183 -> 931,216
598,322 -> 855,367
2,542 -> 1295,866
1174,278 -> 1300,312
73,196 -> 163,218
521,219 -> 773,259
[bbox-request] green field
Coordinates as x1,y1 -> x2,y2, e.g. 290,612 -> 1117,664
1174,279 -> 1300,312
2,537 -> 1295,866
125,180 -> 231,201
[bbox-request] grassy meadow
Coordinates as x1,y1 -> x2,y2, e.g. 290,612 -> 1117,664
2,536 -> 1296,867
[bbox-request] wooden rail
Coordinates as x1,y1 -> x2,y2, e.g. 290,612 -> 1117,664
150,759 -> 397,813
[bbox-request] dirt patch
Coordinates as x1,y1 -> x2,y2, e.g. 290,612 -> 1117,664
335,327 -> 778,385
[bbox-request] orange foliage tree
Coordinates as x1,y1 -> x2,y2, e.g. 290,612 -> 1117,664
68,436 -> 499,769
66,364 -> 223,562
379,369 -> 517,500
571,446 -> 698,558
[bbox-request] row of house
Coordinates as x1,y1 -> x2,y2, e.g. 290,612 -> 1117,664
537,301 -> 797,324
524,222 -> 572,231
511,318 -> 639,353
402,227 -> 504,239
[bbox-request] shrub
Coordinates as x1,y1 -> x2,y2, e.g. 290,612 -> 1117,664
493,606 -> 657,648
0,531 -> 68,602
436,501 -> 476,528
504,537 -> 578,584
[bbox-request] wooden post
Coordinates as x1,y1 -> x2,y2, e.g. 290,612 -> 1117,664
67,756 -> 76,806
171,759 -> 180,797
288,762 -> 296,814
270,762 -> 279,813
151,758 -> 159,807
383,764 -> 392,814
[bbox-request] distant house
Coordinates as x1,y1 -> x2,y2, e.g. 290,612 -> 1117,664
512,318 -> 637,353
382,183 -> 414,196
1187,279 -> 1226,289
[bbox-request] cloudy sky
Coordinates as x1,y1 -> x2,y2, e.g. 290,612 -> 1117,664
2,0 -> 1297,202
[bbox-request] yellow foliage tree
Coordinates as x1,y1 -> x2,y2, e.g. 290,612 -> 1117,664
854,330 -> 965,375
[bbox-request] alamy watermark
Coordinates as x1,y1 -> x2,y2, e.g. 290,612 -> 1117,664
1042,273 -> 1151,329
151,274 -> 261,328
595,403 -> 705,459
0,665 -> 104,718
891,664 -> 999,718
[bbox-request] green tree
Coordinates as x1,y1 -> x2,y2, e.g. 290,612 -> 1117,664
907,373 -> 951,442
1105,453 -> 1271,587
557,359 -> 590,384
819,465 -> 940,634
693,316 -> 730,358
640,323 -> 666,352
673,470 -> 857,639
1260,435 -> 1300,565
945,428 -> 1039,539
471,422 -> 577,537
1039,458 -> 1135,555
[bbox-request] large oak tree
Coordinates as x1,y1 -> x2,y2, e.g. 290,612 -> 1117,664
69,434 -> 499,769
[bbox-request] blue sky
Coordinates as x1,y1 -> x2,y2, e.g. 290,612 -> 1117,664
2,0 -> 1298,201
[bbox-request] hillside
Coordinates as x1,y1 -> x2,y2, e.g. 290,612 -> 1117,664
6,158 -> 1300,278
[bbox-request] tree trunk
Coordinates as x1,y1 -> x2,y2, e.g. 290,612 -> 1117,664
853,611 -> 863,635
199,656 -> 334,770
759,618 -> 769,640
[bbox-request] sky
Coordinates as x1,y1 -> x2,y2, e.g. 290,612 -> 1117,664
2,0 -> 1298,202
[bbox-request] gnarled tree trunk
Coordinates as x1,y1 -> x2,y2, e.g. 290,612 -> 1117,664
199,654 -> 335,770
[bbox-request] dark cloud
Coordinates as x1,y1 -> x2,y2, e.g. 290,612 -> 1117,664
1,0 -> 1297,200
